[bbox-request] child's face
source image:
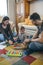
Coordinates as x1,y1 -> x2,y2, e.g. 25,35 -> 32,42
20,29 -> 25,33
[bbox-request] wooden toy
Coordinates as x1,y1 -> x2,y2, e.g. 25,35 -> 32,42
6,50 -> 22,57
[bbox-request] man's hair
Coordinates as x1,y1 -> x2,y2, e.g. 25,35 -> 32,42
2,16 -> 9,23
30,13 -> 41,21
20,26 -> 25,30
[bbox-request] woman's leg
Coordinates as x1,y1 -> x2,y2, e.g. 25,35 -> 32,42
0,34 -> 5,41
13,32 -> 17,37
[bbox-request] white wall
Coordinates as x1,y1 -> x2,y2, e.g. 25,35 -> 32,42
8,0 -> 16,22
30,0 -> 43,19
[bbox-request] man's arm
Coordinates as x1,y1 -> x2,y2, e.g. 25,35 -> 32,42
32,30 -> 38,39
24,30 -> 38,43
31,32 -> 43,43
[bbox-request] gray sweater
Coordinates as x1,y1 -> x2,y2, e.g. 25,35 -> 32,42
18,33 -> 27,42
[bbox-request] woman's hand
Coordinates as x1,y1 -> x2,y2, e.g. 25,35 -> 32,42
8,40 -> 13,45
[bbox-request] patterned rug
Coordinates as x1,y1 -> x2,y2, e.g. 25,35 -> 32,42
13,52 -> 43,65
0,46 -> 43,65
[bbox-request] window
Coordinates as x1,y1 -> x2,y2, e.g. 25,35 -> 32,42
0,0 -> 7,16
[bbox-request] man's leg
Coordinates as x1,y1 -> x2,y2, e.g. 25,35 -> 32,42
24,42 -> 43,55
29,42 -> 43,51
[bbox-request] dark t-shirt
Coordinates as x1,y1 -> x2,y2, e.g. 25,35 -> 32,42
0,23 -> 14,41
37,21 -> 43,37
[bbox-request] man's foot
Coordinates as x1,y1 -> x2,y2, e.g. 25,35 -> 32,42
24,49 -> 34,56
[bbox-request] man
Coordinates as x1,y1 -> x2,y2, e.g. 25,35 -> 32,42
24,13 -> 43,55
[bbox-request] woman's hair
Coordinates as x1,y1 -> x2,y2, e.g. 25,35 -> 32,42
30,13 -> 41,21
2,16 -> 9,23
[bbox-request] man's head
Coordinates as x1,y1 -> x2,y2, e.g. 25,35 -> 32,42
2,16 -> 9,26
30,13 -> 41,26
20,26 -> 25,34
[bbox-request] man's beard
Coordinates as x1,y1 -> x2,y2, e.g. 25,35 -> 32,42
35,24 -> 38,26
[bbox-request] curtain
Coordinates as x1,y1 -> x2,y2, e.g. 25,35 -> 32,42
0,0 -> 7,16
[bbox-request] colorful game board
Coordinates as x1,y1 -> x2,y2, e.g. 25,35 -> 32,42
14,43 -> 27,50
6,50 -> 23,57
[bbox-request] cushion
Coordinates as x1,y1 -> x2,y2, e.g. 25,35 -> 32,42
24,18 -> 34,26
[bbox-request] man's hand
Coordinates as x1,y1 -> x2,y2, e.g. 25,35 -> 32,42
8,40 -> 13,45
23,39 -> 31,45
24,39 -> 31,43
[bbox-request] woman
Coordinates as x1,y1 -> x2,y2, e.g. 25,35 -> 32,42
0,16 -> 16,44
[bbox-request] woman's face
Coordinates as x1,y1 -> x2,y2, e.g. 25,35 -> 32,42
3,20 -> 9,26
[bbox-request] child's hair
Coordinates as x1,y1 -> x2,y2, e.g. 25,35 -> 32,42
20,26 -> 25,30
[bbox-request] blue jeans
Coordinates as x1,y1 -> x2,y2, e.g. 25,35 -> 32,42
24,36 -> 43,55
0,32 -> 17,41
29,42 -> 43,51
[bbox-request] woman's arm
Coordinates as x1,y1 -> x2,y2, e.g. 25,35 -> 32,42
8,24 -> 14,38
8,24 -> 15,42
